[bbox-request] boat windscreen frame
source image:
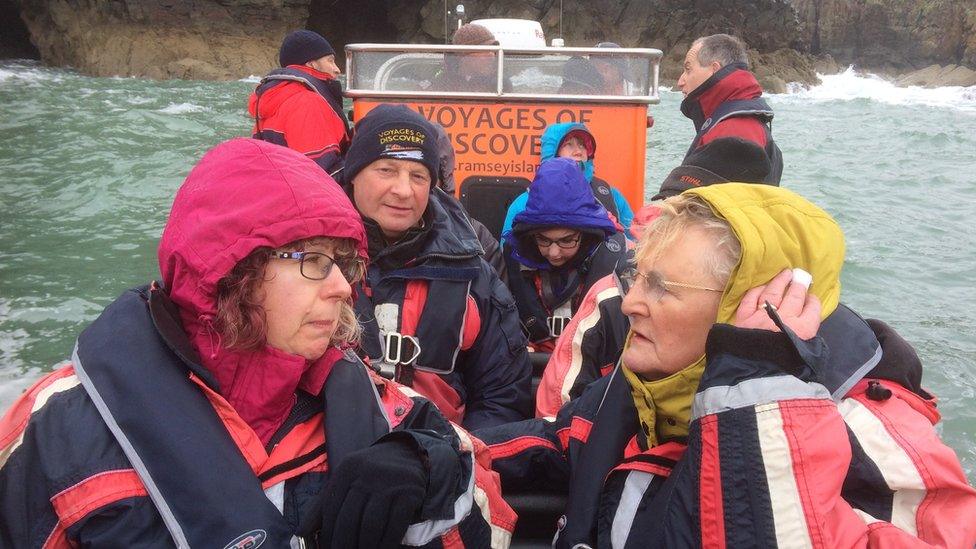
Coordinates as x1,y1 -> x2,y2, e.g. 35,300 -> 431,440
345,43 -> 662,104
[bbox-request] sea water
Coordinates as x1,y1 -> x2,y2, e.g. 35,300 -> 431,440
1,61 -> 975,483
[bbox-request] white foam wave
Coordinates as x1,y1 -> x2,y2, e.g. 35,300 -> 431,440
0,61 -> 65,85
240,75 -> 262,83
785,66 -> 976,112
158,102 -> 207,114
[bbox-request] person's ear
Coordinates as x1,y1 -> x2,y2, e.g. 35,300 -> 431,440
709,61 -> 722,74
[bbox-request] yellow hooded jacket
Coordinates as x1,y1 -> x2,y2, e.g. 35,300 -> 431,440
623,184 -> 845,445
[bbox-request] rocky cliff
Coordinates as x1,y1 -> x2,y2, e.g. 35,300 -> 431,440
791,0 -> 976,73
8,0 -> 975,87
12,0 -> 307,79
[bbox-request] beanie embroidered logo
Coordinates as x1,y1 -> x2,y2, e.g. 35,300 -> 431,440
679,174 -> 703,187
378,127 -> 429,162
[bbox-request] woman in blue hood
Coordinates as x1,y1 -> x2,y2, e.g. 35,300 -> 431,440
502,122 -> 635,238
504,157 -> 630,351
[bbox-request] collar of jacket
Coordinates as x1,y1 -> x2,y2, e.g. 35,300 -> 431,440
362,187 -> 483,270
679,63 -> 764,131
284,64 -> 337,82
622,336 -> 700,448
156,285 -> 341,446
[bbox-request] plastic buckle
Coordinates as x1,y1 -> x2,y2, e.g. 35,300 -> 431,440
383,331 -> 421,366
547,315 -> 571,338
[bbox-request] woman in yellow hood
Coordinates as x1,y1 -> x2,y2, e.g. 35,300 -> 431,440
476,183 -> 976,548
621,182 -> 843,444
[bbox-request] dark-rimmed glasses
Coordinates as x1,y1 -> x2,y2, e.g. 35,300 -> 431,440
270,251 -> 365,283
629,269 -> 723,302
534,232 -> 581,249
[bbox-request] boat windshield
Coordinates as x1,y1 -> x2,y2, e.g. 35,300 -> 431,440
346,44 -> 661,103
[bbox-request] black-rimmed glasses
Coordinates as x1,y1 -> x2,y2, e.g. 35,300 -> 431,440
270,251 -> 365,283
534,232 -> 582,249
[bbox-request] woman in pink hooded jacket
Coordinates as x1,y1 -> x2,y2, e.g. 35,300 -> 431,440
0,138 -> 513,548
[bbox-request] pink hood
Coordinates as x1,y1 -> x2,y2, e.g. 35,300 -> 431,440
158,138 -> 367,444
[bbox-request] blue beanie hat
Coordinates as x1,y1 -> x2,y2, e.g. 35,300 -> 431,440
279,30 -> 335,67
342,104 -> 440,186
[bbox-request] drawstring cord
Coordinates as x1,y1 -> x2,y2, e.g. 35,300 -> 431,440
200,314 -> 221,359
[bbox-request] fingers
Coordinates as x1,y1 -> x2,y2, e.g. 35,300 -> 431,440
360,493 -> 393,549
328,489 -> 368,549
735,284 -> 767,323
759,269 -> 793,309
377,493 -> 420,548
777,272 -> 810,319
795,293 -> 823,340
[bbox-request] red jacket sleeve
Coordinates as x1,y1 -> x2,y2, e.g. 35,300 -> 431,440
536,274 -> 627,418
700,117 -> 768,148
689,324 -> 976,548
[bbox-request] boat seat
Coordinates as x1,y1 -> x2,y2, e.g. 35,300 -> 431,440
504,488 -> 566,547
459,175 -> 531,240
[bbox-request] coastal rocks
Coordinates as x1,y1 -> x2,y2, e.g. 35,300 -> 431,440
896,64 -> 976,88
752,48 -> 824,93
13,0 -> 308,80
789,0 -> 976,74
11,0 -> 973,86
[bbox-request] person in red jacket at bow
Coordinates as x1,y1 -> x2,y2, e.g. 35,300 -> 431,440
248,30 -> 352,174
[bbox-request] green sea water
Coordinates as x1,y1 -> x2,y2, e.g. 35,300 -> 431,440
1,60 -> 975,483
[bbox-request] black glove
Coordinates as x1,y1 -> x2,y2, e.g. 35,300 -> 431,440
319,435 -> 428,548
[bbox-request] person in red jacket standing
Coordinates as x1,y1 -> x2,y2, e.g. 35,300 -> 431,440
248,30 -> 352,174
678,33 -> 783,184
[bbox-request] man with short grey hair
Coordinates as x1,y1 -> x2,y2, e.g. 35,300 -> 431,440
677,34 -> 783,184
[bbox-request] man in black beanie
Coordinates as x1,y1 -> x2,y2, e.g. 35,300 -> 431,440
341,104 -> 532,431
247,29 -> 351,174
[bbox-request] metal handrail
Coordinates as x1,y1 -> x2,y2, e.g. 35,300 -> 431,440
345,43 -> 662,104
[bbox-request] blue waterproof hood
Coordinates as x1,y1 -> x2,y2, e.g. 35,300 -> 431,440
505,158 -> 617,271
540,122 -> 595,181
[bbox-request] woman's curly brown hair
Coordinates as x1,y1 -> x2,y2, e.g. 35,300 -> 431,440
214,237 -> 362,352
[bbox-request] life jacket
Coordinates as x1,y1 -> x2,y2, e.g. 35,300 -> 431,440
553,303 -> 882,548
355,262 -> 481,385
252,67 -> 352,145
506,233 -> 629,344
72,285 -> 392,548
681,63 -> 783,185
590,176 -> 619,219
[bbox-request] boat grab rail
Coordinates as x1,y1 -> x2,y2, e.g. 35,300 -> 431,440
345,43 -> 662,104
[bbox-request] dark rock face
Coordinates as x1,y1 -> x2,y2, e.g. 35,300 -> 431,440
1,0 -> 39,58
790,0 -> 976,73
13,0 -> 309,79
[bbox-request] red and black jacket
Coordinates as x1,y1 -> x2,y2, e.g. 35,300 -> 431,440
0,285 -> 516,547
680,62 -> 783,185
248,65 -> 352,174
476,305 -> 976,547
353,188 -> 534,431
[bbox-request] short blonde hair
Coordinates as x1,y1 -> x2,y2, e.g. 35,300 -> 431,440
216,236 -> 362,351
635,194 -> 741,285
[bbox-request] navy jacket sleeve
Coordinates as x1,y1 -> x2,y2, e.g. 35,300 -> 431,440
458,262 -> 533,430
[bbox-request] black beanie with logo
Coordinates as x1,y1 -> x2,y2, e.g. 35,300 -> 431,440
342,104 -> 440,186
